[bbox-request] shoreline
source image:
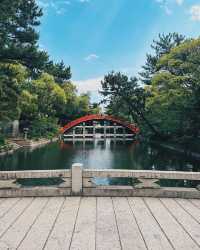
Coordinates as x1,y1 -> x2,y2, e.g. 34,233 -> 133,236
0,137 -> 59,157
12,137 -> 58,148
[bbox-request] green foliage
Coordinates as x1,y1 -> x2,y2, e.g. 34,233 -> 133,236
0,0 -> 99,140
45,60 -> 71,84
19,90 -> 38,121
4,0 -> 196,144
0,132 -> 13,152
0,62 -> 27,122
100,72 -> 160,136
140,33 -> 185,84
141,37 -> 200,139
0,0 -> 49,75
146,72 -> 190,136
102,36 -> 200,141
0,134 -> 6,146
29,116 -> 59,139
32,73 -> 66,117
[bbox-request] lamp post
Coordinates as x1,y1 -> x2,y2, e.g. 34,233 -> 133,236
23,128 -> 29,140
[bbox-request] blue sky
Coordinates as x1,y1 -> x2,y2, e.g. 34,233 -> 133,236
37,0 -> 200,102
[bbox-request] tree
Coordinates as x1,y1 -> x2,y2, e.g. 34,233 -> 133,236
140,33 -> 185,84
145,72 -> 190,137
45,60 -> 72,85
75,94 -> 92,118
89,103 -> 101,115
100,72 -> 161,136
0,0 -> 99,139
0,0 -> 49,75
152,38 -> 200,138
31,73 -> 66,117
0,62 -> 27,122
19,90 -> 38,121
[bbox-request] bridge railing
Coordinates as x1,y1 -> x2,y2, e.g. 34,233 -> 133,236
0,169 -> 72,196
0,163 -> 199,198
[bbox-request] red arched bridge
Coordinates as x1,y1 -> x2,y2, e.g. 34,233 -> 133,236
60,114 -> 139,141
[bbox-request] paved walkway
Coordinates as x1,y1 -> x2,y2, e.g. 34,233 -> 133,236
0,197 -> 199,249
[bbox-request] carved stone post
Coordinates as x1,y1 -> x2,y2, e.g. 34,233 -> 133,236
72,163 -> 83,195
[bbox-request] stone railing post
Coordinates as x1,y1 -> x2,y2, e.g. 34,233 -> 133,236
71,163 -> 83,195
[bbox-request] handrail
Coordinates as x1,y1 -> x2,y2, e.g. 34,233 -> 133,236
0,164 -> 199,198
0,169 -> 71,179
83,169 -> 200,180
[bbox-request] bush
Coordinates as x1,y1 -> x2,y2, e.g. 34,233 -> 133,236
28,116 -> 59,139
0,134 -> 6,146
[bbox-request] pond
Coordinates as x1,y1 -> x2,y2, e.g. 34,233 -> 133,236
0,139 -> 200,171
0,140 -> 199,172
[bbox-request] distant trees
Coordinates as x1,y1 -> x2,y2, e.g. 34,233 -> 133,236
101,35 -> 200,141
0,0 -> 100,139
100,72 -> 161,137
0,63 -> 27,122
139,33 -> 185,85
147,38 -> 200,139
0,0 -> 48,75
45,61 -> 72,85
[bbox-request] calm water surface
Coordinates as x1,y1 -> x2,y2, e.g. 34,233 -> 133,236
0,140 -> 199,172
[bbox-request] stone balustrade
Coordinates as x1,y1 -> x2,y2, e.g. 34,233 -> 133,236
0,163 -> 199,198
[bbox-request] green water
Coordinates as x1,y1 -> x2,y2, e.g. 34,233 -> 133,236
0,140 -> 199,187
0,140 -> 199,172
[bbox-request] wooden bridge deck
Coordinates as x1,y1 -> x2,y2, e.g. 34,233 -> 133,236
0,197 -> 199,249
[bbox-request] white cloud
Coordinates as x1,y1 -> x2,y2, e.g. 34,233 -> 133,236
155,0 -> 183,5
176,0 -> 183,6
84,54 -> 99,61
74,77 -> 103,103
155,0 -> 184,15
37,0 -> 49,9
37,0 -> 70,15
155,0 -> 172,15
190,5 -> 200,21
74,77 -> 103,94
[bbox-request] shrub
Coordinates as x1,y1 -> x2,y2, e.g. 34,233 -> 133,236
28,116 -> 59,139
0,134 -> 6,146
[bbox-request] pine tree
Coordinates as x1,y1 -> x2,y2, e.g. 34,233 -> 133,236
0,0 -> 49,75
140,33 -> 185,85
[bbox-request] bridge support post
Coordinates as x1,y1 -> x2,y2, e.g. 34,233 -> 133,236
114,123 -> 117,139
73,128 -> 75,139
104,121 -> 106,138
83,122 -> 86,139
72,163 -> 83,195
93,121 -> 96,139
123,127 -> 126,140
